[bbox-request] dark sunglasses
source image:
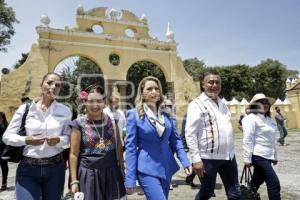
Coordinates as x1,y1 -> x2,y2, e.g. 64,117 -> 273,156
257,100 -> 269,105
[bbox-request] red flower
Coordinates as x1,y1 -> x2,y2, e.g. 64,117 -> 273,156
79,91 -> 88,102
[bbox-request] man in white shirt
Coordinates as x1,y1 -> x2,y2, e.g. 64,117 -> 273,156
104,95 -> 126,147
185,72 -> 241,200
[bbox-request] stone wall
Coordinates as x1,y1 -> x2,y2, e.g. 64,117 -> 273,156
0,44 -> 48,120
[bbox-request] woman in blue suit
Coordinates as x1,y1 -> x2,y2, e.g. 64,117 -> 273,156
125,76 -> 192,200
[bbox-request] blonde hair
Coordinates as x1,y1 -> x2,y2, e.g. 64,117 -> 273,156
135,76 -> 164,118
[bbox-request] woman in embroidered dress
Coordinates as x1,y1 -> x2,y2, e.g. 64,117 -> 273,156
243,93 -> 281,200
125,76 -> 192,200
3,72 -> 72,200
69,85 -> 126,200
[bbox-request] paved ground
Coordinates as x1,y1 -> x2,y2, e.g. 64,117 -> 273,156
1,130 -> 300,200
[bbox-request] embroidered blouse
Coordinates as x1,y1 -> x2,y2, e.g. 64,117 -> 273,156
71,114 -> 116,156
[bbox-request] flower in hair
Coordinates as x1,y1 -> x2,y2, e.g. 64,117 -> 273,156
79,91 -> 88,102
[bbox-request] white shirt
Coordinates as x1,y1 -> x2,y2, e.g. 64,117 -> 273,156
103,106 -> 126,146
185,93 -> 235,163
3,101 -> 72,158
242,113 -> 277,163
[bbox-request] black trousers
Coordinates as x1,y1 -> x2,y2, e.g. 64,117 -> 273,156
251,155 -> 281,200
0,144 -> 8,185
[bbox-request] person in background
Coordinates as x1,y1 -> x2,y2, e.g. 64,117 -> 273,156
243,93 -> 281,200
238,108 -> 250,131
161,98 -> 177,129
160,98 -> 179,190
185,72 -> 241,200
69,85 -> 126,200
180,113 -> 198,188
182,111 -> 217,197
125,76 -> 192,200
0,112 -> 9,191
104,95 -> 126,148
3,72 -> 72,200
274,106 -> 288,146
182,113 -> 218,195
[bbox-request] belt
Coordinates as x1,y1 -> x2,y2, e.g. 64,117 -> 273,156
21,153 -> 63,166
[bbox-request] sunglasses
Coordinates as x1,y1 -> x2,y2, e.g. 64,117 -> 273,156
257,100 -> 269,105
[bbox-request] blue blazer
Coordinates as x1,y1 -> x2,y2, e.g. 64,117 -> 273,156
125,109 -> 191,188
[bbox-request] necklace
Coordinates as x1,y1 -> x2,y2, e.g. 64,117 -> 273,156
91,119 -> 106,149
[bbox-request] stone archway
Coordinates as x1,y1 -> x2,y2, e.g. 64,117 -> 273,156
0,6 -> 199,123
54,55 -> 104,117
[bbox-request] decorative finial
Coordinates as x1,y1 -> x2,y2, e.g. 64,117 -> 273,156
166,22 -> 175,42
77,4 -> 84,15
140,14 -> 148,24
40,14 -> 50,27
1,68 -> 10,75
105,8 -> 122,21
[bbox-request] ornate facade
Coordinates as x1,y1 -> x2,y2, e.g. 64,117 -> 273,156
0,7 -> 199,121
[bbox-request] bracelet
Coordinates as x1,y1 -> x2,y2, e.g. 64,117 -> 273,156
70,180 -> 80,186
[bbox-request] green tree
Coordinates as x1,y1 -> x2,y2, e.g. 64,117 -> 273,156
182,57 -> 291,101
252,59 -> 287,100
58,56 -> 102,118
183,57 -> 205,81
183,58 -> 250,99
13,52 -> 28,69
286,69 -> 299,80
73,57 -> 103,90
213,65 -> 253,101
0,0 -> 18,52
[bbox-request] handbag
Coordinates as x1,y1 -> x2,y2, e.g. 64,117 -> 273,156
240,165 -> 261,200
1,102 -> 31,163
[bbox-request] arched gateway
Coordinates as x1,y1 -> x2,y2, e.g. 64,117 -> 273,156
0,6 -> 199,121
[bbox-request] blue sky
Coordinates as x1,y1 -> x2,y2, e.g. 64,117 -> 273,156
1,0 -> 300,72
